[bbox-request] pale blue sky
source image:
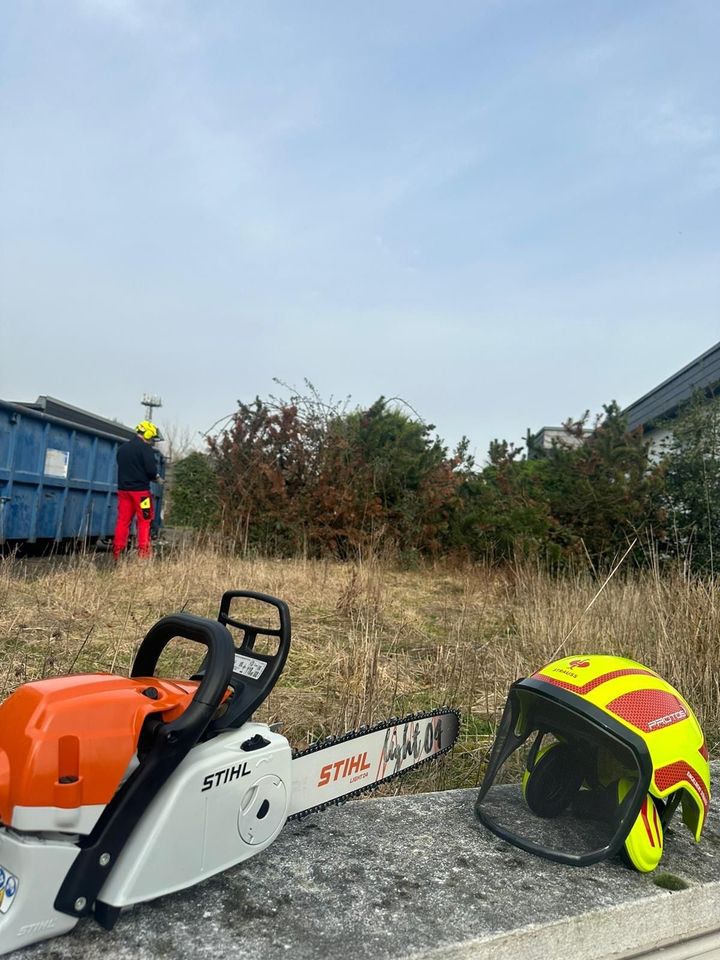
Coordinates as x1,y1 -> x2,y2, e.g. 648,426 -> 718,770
1,0 -> 718,460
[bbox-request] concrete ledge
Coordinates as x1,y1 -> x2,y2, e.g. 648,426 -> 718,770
412,880 -> 720,960
19,776 -> 720,960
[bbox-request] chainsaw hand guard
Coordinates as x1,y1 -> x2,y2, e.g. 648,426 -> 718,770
193,590 -> 292,737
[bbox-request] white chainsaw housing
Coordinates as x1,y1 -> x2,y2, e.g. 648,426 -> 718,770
0,722 -> 291,954
98,723 -> 292,907
0,829 -> 80,954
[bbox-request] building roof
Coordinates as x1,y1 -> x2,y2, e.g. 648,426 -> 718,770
624,341 -> 720,431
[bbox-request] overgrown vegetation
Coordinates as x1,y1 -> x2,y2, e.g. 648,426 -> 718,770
168,387 -> 719,573
660,393 -> 720,574
166,452 -> 219,530
4,390 -> 717,802
175,388 -> 466,559
1,549 -> 719,793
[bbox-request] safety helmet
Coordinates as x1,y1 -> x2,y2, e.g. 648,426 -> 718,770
474,654 -> 709,871
136,420 -> 158,441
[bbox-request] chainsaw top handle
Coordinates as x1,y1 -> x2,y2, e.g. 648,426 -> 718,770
131,612 -> 234,737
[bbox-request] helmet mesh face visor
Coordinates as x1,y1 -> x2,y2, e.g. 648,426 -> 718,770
475,688 -> 649,864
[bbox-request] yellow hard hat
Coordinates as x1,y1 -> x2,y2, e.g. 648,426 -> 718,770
135,420 -> 158,441
475,654 -> 709,871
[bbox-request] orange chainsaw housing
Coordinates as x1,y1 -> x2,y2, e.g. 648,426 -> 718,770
0,674 -> 201,824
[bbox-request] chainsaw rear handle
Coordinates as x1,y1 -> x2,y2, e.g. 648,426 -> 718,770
131,613 -> 235,734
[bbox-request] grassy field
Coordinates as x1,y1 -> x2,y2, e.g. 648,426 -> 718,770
1,544 -> 718,795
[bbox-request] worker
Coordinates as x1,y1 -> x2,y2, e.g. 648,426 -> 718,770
113,420 -> 162,560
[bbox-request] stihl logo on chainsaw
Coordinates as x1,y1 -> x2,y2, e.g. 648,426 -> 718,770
201,761 -> 251,792
315,716 -> 447,789
317,752 -> 371,787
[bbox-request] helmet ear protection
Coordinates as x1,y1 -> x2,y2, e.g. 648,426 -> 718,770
616,778 -> 664,873
523,749 -> 664,872
522,741 -> 584,818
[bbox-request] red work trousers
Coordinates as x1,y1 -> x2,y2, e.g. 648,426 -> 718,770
113,490 -> 153,559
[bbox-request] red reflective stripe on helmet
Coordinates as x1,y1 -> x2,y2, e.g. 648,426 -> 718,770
532,668 -> 657,697
651,800 -> 662,848
640,798 -> 655,847
606,689 -> 688,733
654,761 -> 709,812
699,742 -> 709,761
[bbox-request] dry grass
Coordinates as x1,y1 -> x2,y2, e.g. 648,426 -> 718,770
1,544 -> 718,795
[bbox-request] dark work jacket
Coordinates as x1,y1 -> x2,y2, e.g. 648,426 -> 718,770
117,435 -> 158,491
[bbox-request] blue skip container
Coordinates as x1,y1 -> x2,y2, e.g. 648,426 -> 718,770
0,396 -> 164,546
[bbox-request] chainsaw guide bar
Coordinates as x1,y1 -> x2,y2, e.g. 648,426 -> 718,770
289,707 -> 461,820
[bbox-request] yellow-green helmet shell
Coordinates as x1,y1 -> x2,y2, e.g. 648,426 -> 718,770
528,654 -> 710,841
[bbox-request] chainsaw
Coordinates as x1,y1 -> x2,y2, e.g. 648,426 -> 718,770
0,590 -> 459,954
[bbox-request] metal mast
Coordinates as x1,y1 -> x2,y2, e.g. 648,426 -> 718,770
141,394 -> 162,421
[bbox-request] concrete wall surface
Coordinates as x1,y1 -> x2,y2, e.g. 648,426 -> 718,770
18,768 -> 720,960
